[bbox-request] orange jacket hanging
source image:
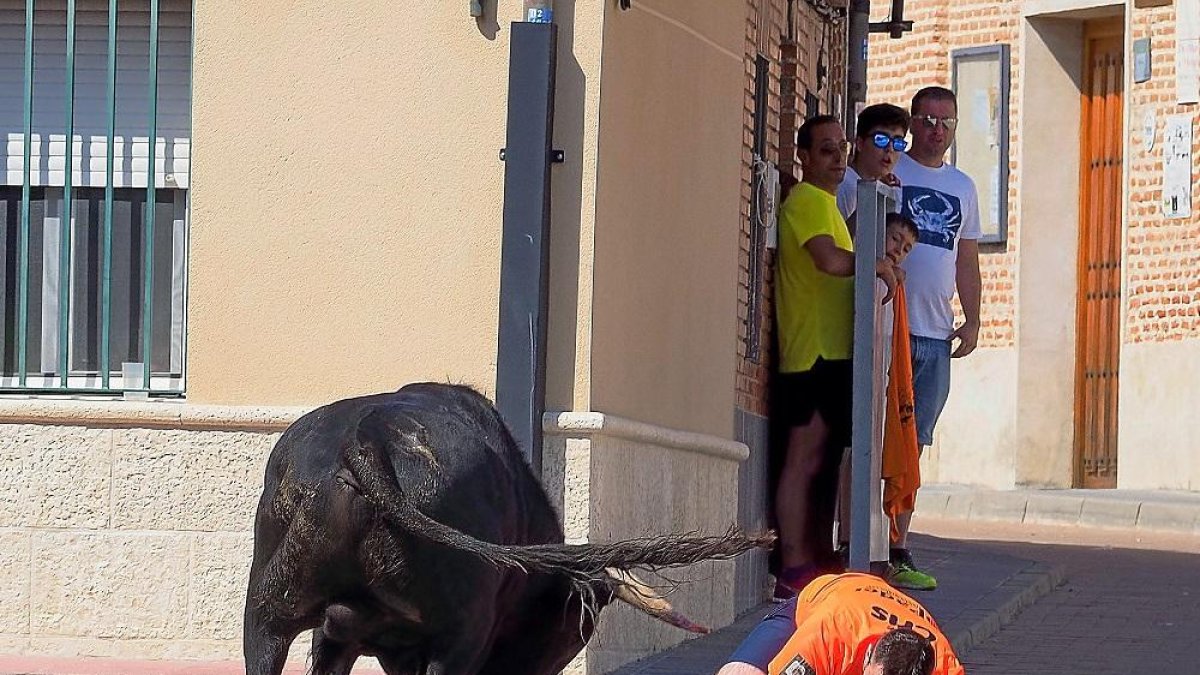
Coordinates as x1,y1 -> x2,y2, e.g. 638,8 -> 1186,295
883,283 -> 920,544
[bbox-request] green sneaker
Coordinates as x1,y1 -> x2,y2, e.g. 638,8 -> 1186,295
888,549 -> 938,591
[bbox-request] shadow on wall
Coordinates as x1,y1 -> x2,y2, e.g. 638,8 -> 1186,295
469,0 -> 589,409
476,0 -> 500,40
545,0 -> 588,411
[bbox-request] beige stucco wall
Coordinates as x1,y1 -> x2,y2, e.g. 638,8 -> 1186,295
546,0 -> 607,414
1013,14 -> 1086,488
543,412 -> 747,674
589,1 -> 746,438
0,405 -> 290,660
1117,341 -> 1200,490
920,349 -> 1019,489
188,1 -> 607,407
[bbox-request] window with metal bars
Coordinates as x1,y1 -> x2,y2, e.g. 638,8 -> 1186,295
744,54 -> 770,363
0,0 -> 191,395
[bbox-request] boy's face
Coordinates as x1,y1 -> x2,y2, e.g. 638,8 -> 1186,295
885,223 -> 917,266
854,124 -> 907,179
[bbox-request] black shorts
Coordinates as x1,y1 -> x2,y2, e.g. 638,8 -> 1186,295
777,357 -> 853,448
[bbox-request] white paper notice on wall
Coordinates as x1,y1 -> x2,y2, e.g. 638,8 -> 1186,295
1162,115 -> 1193,219
1179,0 -> 1200,104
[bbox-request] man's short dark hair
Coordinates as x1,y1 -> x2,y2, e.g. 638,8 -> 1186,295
911,86 -> 957,115
796,114 -> 841,150
857,104 -> 910,138
871,628 -> 936,675
886,212 -> 919,239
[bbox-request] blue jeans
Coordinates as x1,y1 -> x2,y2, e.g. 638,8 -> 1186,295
910,335 -> 952,447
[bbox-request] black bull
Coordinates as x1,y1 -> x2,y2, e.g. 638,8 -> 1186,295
244,383 -> 773,675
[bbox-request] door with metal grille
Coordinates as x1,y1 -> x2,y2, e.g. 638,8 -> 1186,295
1074,21 -> 1123,488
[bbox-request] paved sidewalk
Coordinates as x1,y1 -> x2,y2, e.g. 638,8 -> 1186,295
610,533 -> 1063,675
917,518 -> 1200,674
916,483 -> 1200,534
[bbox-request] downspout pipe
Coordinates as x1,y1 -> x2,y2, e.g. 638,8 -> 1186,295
845,0 -> 871,138
845,0 -> 913,137
495,2 -> 560,473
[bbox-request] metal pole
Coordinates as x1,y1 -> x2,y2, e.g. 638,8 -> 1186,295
849,180 -> 889,572
59,0 -> 77,387
100,0 -> 117,389
142,0 -> 160,391
495,20 -> 558,473
845,0 -> 870,139
17,0 -> 35,386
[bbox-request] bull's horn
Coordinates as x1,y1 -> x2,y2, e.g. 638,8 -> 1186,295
605,568 -> 710,635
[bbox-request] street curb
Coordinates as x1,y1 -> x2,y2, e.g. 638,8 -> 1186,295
916,485 -> 1200,535
947,561 -> 1067,655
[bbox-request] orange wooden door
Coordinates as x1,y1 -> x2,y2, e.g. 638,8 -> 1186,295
1074,23 -> 1123,489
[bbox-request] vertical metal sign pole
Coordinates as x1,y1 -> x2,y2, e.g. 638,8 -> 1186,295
17,0 -> 35,386
59,0 -> 77,387
495,18 -> 558,473
100,0 -> 117,389
142,0 -> 160,393
849,180 -> 888,572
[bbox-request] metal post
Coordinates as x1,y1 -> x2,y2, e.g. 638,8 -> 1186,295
100,0 -> 117,389
849,179 -> 891,572
495,21 -> 558,472
847,0 -> 913,140
845,0 -> 870,139
142,0 -> 160,391
17,0 -> 35,386
59,0 -> 77,387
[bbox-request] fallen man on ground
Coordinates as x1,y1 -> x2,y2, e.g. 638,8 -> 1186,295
717,572 -> 966,675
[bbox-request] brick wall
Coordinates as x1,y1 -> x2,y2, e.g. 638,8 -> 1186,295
1127,2 -> 1200,343
737,0 -> 849,417
866,0 -> 1020,348
868,0 -> 1200,348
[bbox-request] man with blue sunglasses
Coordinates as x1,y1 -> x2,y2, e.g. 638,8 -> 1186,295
836,103 -> 911,229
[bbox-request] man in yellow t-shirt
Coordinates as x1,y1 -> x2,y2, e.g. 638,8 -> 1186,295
773,115 -> 898,601
718,573 -> 965,675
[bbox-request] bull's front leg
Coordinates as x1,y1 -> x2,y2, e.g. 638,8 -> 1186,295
243,602 -> 300,675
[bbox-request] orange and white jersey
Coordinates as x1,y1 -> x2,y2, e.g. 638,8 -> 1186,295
768,574 -> 965,675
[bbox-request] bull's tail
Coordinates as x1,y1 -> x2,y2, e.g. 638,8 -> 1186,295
344,409 -> 774,586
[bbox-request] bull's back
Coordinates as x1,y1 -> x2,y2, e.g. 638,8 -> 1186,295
260,383 -> 562,547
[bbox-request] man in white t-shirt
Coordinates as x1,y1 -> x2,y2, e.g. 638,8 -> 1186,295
888,86 -> 983,591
